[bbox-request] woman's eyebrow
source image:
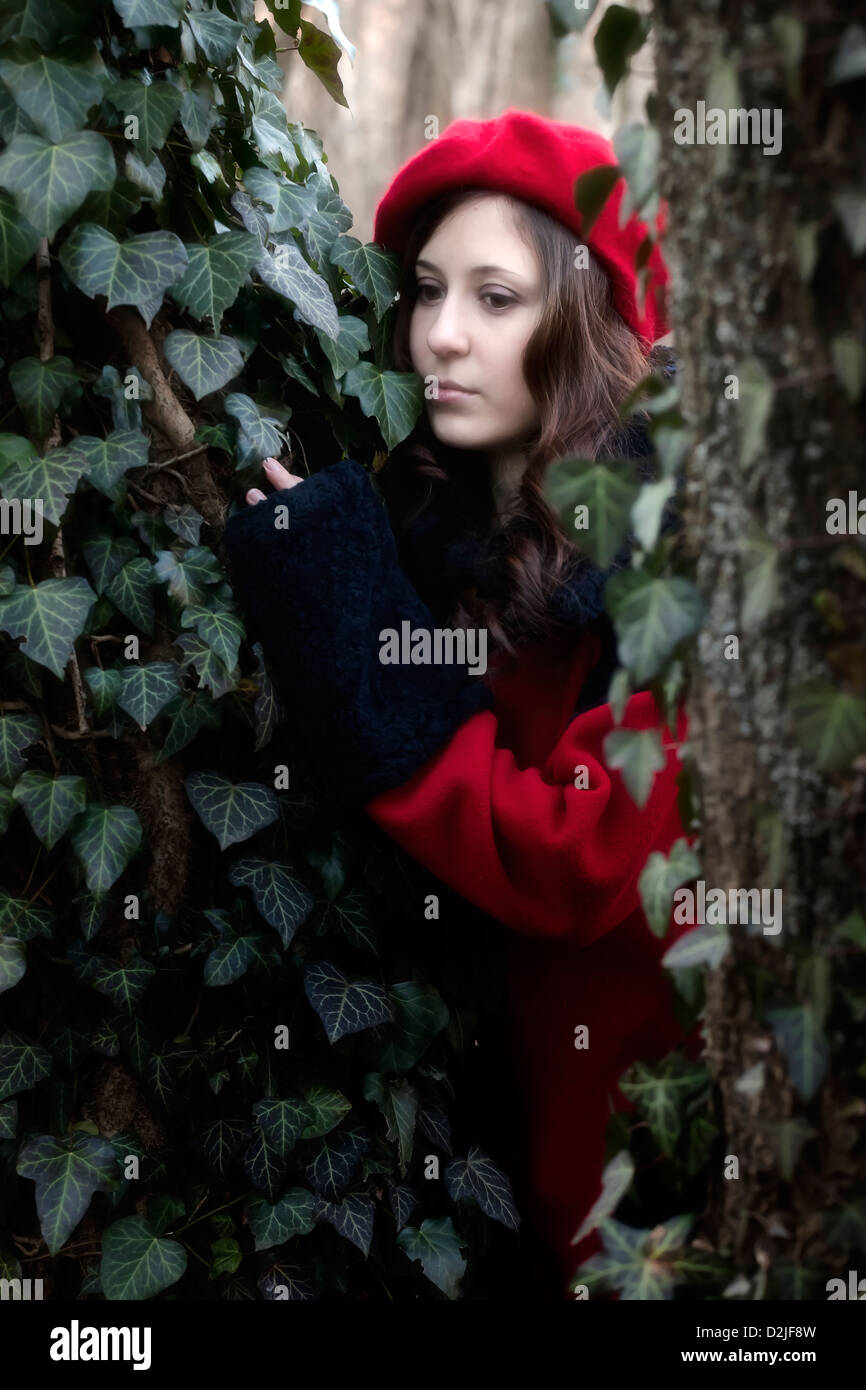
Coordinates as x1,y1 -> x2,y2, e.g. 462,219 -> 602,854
415,258 -> 530,282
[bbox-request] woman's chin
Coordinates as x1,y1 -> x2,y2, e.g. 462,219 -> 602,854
427,415 -> 496,452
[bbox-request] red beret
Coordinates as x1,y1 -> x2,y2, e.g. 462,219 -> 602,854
373,108 -> 670,349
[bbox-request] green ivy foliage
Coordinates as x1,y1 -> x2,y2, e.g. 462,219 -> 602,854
0,0 -> 522,1302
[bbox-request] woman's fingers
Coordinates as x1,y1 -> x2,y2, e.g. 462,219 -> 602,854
244,459 -> 304,507
263,457 -> 303,489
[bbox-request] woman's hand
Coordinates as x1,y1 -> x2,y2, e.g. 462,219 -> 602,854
245,457 -> 304,505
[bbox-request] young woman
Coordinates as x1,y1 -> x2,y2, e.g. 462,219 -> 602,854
225,110 -> 702,1299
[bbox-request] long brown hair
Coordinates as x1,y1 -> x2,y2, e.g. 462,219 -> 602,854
377,186 -> 669,655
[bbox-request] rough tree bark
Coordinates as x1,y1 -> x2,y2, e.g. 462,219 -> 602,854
654,0 -> 865,1285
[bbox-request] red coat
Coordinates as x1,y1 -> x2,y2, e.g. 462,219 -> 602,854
364,625 -> 702,1294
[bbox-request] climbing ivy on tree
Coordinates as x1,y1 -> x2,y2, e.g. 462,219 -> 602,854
545,1 -> 866,1302
0,0 -> 523,1302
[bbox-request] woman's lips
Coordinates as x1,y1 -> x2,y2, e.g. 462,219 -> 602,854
434,386 -> 477,403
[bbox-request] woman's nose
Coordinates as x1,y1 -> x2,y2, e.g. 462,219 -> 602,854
426,294 -> 470,355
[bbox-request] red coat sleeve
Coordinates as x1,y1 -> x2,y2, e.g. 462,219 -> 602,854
364,692 -> 688,945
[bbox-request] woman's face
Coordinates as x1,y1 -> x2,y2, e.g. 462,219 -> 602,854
408,195 -> 544,455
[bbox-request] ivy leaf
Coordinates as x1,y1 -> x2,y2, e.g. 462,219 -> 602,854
327,235 -> 399,319
246,1187 -> 317,1250
736,356 -> 774,469
444,1144 -> 520,1230
544,456 -> 638,569
790,680 -> 866,772
297,17 -> 348,108
163,330 -> 244,399
180,87 -> 219,150
82,665 -> 122,718
174,631 -> 238,699
0,130 -> 115,239
661,924 -> 730,970
375,981 -> 449,1071
187,6 -> 244,65
70,803 -> 143,895
170,230 -> 260,325
638,837 -> 701,937
10,771 -> 86,850
300,1084 -> 351,1139
249,86 -> 299,168
112,0 -> 185,27
0,1030 -> 52,1100
575,1215 -> 685,1300
316,884 -> 379,955
105,557 -> 157,633
100,1214 -> 187,1300
68,429 -> 149,503
154,545 -> 221,606
397,1216 -> 466,1299
8,356 -> 79,442
92,954 -> 156,1011
240,1125 -> 286,1201
767,1004 -> 830,1102
163,503 -> 204,546
59,225 -> 188,313
0,712 -> 41,784
341,362 -> 424,450
109,77 -> 181,152
388,1183 -> 418,1231
181,604 -> 244,671
253,1097 -> 308,1158
255,243 -> 339,340
185,771 -> 279,850
571,1150 -> 635,1248
316,1192 -> 375,1256
242,165 -> 317,235
0,577 -> 96,678
604,727 -> 667,808
116,661 -> 181,730
0,40 -> 105,142
203,923 -> 271,986
0,192 -> 40,286
300,1122 -> 371,1200
223,392 -> 284,465
363,1073 -> 418,1176
314,314 -> 370,381
197,1116 -> 248,1176
153,692 -> 222,764
739,531 -> 780,629
124,148 -> 165,201
0,440 -> 87,527
16,1133 -> 118,1255
606,570 -> 704,685
618,1054 -> 708,1156
303,960 -> 394,1043
0,937 -> 26,995
0,0 -> 98,48
227,857 -> 314,948
0,890 -> 54,941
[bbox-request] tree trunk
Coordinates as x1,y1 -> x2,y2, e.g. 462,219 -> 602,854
654,0 -> 866,1290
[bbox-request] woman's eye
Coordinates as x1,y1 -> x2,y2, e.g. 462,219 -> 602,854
415,283 -> 514,311
482,292 -> 515,310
